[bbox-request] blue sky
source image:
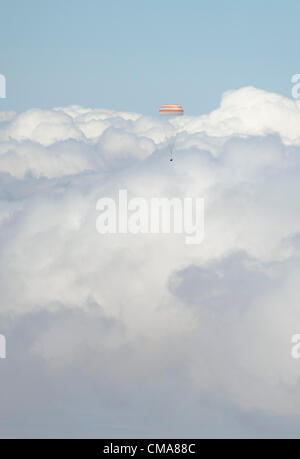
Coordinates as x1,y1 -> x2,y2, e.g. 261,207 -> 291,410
0,0 -> 299,115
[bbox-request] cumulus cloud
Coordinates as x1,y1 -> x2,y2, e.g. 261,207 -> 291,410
1,87 -> 300,437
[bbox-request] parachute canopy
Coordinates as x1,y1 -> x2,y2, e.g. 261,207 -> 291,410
159,104 -> 184,116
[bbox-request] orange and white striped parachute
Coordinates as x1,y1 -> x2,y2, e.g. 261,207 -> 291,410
159,104 -> 184,117
159,104 -> 184,160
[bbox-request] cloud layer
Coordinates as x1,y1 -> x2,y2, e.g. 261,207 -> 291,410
1,87 -> 300,438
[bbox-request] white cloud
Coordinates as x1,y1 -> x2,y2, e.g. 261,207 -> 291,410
2,87 -> 300,437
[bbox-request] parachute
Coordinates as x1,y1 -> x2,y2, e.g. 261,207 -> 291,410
159,104 -> 184,161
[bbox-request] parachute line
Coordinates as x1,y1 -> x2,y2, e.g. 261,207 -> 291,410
159,104 -> 184,160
